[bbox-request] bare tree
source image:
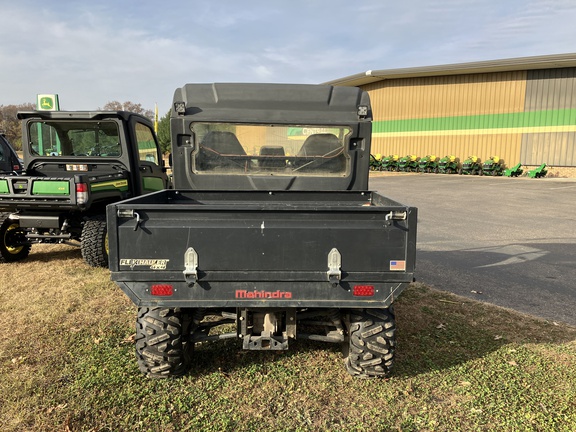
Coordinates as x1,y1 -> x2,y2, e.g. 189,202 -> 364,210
101,101 -> 154,120
0,103 -> 35,150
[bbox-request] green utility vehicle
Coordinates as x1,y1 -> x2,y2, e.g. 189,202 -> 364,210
0,111 -> 169,266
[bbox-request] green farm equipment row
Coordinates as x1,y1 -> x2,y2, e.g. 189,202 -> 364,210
370,154 -> 547,178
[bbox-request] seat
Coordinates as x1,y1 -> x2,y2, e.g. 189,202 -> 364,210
197,131 -> 247,171
295,133 -> 346,173
259,146 -> 286,170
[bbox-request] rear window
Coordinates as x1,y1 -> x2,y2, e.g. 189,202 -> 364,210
28,120 -> 121,157
191,123 -> 351,176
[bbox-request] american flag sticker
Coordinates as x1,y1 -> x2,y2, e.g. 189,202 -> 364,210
390,260 -> 406,271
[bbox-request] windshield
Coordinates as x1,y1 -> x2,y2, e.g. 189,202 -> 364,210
192,123 -> 351,176
28,120 -> 121,157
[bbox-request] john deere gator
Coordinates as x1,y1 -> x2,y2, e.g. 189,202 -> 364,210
0,111 -> 169,266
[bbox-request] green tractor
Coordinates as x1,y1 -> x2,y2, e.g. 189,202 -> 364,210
481,155 -> 504,176
438,155 -> 460,174
370,153 -> 384,171
382,154 -> 400,171
503,162 -> 523,177
398,154 -> 420,172
459,155 -> 482,175
418,155 -> 439,173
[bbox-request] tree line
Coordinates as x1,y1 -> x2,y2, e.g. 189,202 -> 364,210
0,103 -> 35,150
0,101 -> 170,153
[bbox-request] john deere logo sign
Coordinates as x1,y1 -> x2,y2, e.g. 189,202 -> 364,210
37,94 -> 60,111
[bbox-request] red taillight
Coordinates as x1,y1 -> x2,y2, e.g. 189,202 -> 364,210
76,183 -> 88,192
353,285 -> 375,297
151,284 -> 173,296
76,183 -> 88,205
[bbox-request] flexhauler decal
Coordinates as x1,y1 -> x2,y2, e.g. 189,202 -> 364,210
120,259 -> 169,270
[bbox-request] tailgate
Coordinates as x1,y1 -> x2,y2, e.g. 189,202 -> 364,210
0,172 -> 130,211
108,190 -> 417,307
0,176 -> 77,210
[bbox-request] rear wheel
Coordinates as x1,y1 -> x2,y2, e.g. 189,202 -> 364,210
135,307 -> 192,378
81,215 -> 108,267
0,215 -> 31,263
344,307 -> 396,378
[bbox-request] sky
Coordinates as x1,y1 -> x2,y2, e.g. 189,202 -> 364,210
2,0 -> 576,114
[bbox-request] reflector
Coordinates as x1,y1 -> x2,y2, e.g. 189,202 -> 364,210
353,285 -> 375,297
151,284 -> 173,296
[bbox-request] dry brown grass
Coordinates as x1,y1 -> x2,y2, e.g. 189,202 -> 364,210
2,245 -> 576,431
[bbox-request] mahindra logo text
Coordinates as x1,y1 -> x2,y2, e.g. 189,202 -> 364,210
235,290 -> 292,299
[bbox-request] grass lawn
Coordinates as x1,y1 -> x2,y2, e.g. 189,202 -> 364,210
1,245 -> 575,431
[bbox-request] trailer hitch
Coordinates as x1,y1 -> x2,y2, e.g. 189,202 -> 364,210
183,247 -> 199,287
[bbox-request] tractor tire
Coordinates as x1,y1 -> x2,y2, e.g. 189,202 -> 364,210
135,307 -> 191,378
0,215 -> 31,263
81,215 -> 108,267
344,307 -> 396,378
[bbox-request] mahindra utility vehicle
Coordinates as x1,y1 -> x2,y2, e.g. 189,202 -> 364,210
107,83 -> 417,378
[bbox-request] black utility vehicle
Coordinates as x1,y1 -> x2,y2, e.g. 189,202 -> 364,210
0,133 -> 23,175
0,111 -> 169,266
107,83 -> 417,378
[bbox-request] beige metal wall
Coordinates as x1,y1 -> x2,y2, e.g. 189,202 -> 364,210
363,72 -> 527,166
521,68 -> 576,165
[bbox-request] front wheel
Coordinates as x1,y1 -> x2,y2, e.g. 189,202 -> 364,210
0,215 -> 31,263
81,215 -> 108,267
135,307 -> 192,378
344,307 -> 396,378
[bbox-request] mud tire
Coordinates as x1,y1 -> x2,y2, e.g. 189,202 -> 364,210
345,307 -> 396,378
0,214 -> 31,263
135,307 -> 191,379
81,215 -> 108,267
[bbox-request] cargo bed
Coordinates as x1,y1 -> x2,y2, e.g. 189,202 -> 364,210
108,189 -> 417,308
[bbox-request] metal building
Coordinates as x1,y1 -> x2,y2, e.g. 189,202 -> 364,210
325,53 -> 576,175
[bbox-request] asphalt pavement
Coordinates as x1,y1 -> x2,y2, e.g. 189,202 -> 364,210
370,172 -> 576,326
